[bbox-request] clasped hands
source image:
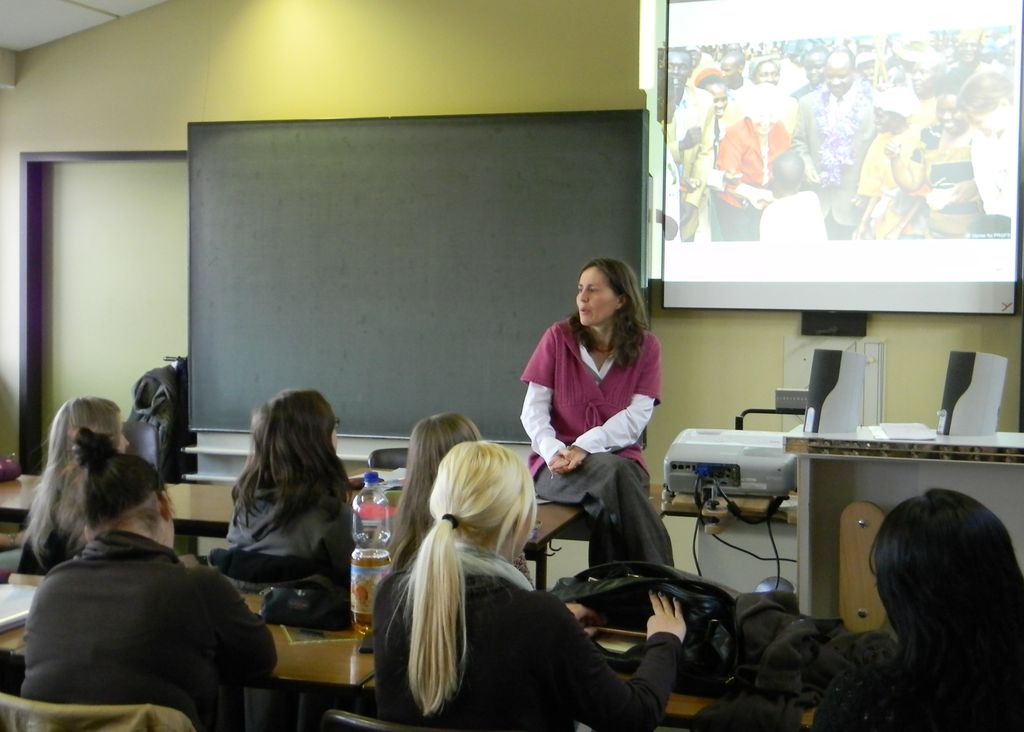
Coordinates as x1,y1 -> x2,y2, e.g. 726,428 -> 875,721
548,445 -> 588,475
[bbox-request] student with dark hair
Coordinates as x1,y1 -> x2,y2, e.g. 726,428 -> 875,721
389,412 -> 481,573
22,428 -> 276,731
222,388 -> 353,585
812,489 -> 1024,731
374,442 -> 685,731
521,258 -> 672,565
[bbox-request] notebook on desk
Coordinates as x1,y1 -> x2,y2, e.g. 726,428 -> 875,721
0,585 -> 35,633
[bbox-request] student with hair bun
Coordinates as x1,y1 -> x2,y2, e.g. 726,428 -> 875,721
19,396 -> 125,574
374,441 -> 685,732
22,428 -> 276,731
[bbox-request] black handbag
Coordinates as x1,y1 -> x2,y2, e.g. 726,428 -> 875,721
259,581 -> 351,631
550,562 -> 738,696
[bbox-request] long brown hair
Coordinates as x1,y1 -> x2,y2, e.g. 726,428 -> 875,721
390,413 -> 481,572
568,257 -> 648,366
233,389 -> 349,530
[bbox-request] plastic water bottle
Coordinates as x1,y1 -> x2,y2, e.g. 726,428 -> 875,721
350,471 -> 393,635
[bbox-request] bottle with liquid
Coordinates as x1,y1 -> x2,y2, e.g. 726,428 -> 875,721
350,470 -> 393,635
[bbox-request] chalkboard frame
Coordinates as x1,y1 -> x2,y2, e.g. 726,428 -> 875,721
188,110 -> 648,441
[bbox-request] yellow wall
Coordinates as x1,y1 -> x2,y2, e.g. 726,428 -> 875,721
45,160 -> 188,422
0,0 -> 1019,467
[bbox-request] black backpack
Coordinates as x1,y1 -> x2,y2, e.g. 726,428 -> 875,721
550,562 -> 738,696
126,363 -> 189,483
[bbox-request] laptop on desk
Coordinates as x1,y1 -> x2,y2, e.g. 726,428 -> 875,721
0,585 -> 35,633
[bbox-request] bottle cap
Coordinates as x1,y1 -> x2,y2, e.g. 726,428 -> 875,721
363,471 -> 380,484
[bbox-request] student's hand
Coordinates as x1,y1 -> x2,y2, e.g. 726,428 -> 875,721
646,591 -> 686,643
884,139 -> 902,159
805,168 -> 821,185
566,603 -> 607,637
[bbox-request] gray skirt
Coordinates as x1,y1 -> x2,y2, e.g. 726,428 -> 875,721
535,452 -> 673,567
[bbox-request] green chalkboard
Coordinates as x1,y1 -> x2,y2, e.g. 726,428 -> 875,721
188,111 -> 647,440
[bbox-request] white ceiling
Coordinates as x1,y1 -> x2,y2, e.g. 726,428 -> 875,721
0,0 -> 171,53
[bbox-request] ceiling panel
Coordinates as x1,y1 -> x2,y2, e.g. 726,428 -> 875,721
0,0 -> 170,53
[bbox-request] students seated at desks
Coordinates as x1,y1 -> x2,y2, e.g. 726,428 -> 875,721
18,397 -> 125,575
214,389 -> 353,588
21,428 -> 275,731
374,441 -> 686,732
521,257 -> 673,566
812,489 -> 1024,731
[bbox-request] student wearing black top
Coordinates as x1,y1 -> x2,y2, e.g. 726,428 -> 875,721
812,489 -> 1024,731
374,441 -> 685,732
22,428 -> 276,731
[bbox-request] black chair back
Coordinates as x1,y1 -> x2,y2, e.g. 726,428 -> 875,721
367,448 -> 408,471
321,709 -> 522,732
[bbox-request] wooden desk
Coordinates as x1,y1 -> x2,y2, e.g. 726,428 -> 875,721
0,477 -> 234,539
524,502 -> 586,590
240,594 -> 373,691
0,477 -> 583,589
0,592 -> 373,693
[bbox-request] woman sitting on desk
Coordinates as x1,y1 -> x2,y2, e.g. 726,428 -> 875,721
218,388 -> 353,587
19,396 -> 125,575
374,441 -> 685,732
812,489 -> 1024,731
520,257 -> 673,565
22,428 -> 275,731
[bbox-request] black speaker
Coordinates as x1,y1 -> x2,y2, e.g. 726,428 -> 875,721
937,351 -> 1007,436
803,349 -> 865,434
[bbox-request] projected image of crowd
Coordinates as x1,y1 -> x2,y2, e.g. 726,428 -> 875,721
665,28 -> 1017,243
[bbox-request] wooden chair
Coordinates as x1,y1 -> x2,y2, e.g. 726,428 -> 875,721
367,448 -> 408,471
0,690 -> 196,731
321,709 -> 522,731
838,501 -> 887,631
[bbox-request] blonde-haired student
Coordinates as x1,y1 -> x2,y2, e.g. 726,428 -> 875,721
373,441 -> 686,732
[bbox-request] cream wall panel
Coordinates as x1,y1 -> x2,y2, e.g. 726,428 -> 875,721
45,160 -> 187,426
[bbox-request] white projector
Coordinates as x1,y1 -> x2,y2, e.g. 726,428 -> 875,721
664,428 -> 796,498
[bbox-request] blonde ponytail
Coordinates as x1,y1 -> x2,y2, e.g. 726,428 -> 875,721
407,518 -> 465,715
403,442 -> 535,716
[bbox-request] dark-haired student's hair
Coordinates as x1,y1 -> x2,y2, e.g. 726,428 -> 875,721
233,389 -> 349,531
73,427 -> 164,531
871,488 -> 1024,729
568,257 -> 648,367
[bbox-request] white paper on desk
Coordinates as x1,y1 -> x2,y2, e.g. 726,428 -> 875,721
875,423 -> 937,441
0,585 -> 35,633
